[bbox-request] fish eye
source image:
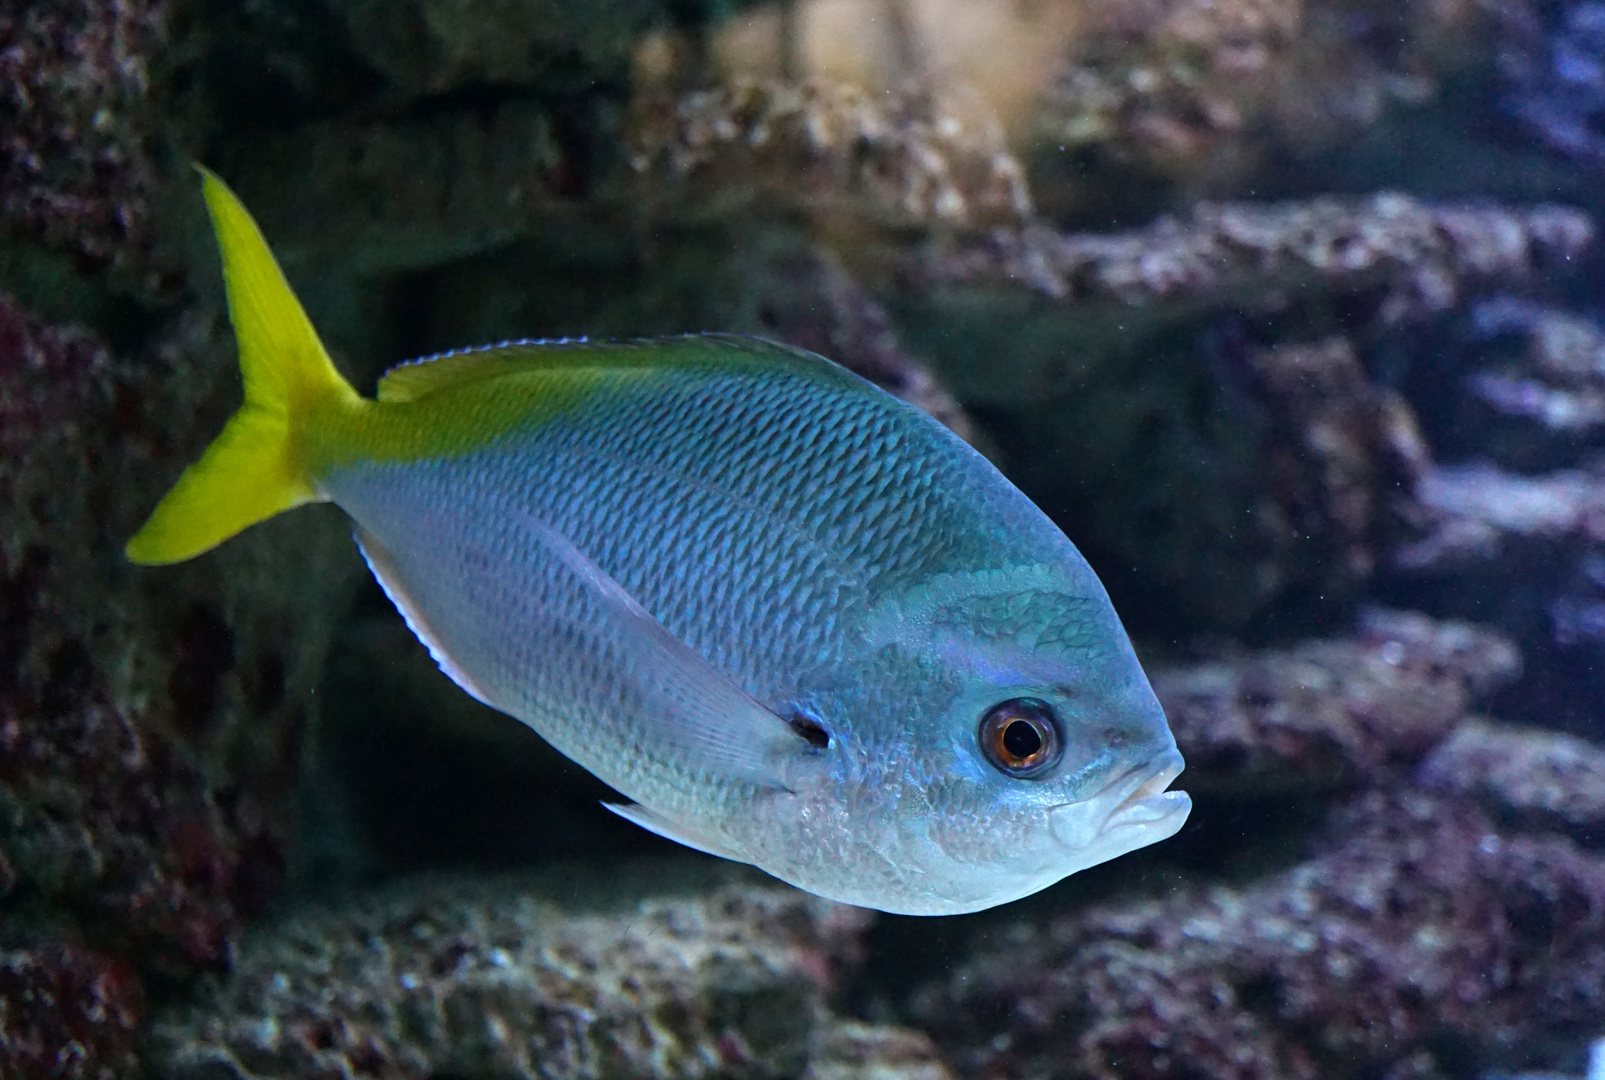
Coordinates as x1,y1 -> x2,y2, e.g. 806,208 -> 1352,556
979,698 -> 1062,778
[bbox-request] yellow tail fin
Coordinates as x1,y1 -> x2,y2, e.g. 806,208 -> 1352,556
126,167 -> 362,565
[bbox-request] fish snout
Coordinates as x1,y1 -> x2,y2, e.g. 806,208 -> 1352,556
1048,747 -> 1190,852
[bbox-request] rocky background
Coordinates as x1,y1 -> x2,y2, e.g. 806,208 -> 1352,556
7,0 -> 1605,1077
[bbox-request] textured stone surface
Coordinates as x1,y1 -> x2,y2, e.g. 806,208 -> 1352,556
1421,719 -> 1605,844
1022,0 -> 1488,210
0,0 -> 169,295
1153,611 -> 1520,798
0,288 -> 363,1080
913,790 -> 1605,1080
150,878 -> 873,1080
0,290 -> 359,981
1464,299 -> 1605,439
919,193 -> 1591,313
805,1020 -> 953,1080
629,77 -> 1032,229
1237,336 -> 1427,591
0,938 -> 145,1080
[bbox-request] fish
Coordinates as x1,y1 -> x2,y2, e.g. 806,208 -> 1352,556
127,167 -> 1191,916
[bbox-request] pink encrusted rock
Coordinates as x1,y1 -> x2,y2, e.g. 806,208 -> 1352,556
0,0 -> 169,287
0,289 -> 360,1071
913,791 -> 1605,1080
1153,611 -> 1520,797
0,938 -> 145,1080
1421,718 -> 1605,844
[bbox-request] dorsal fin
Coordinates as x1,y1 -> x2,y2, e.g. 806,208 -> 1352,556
374,333 -> 865,404
377,337 -> 589,403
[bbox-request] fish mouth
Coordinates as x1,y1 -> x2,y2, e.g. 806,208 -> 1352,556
1102,748 -> 1189,831
1049,748 -> 1191,851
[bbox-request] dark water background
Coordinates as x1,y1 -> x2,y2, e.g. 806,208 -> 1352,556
7,1 -> 1605,1077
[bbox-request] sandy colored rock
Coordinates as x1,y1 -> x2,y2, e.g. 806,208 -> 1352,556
150,877 -> 873,1080
629,77 -> 1032,229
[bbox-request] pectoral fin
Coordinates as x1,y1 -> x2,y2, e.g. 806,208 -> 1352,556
519,514 -> 817,790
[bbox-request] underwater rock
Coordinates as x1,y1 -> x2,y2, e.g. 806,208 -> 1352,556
805,1020 -> 954,1080
1025,0 -> 1483,209
0,287 -> 360,1079
1464,299 -> 1605,437
1399,462 -> 1605,571
0,937 -> 145,1080
628,77 -> 1032,229
1499,0 -> 1605,169
1421,719 -> 1605,845
1153,610 -> 1520,799
325,0 -> 658,100
149,877 -> 873,1080
1388,459 -> 1605,731
913,789 -> 1605,1080
1238,336 -> 1427,589
0,0 -> 169,298
920,193 -> 1591,314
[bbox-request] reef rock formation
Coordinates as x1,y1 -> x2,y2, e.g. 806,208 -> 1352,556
1421,718 -> 1605,845
1153,610 -> 1520,798
913,787 -> 1605,1080
150,880 -> 874,1080
0,0 -> 169,294
629,77 -> 1032,229
920,194 -> 1591,314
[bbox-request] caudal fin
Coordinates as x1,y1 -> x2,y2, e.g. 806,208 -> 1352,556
126,167 -> 361,565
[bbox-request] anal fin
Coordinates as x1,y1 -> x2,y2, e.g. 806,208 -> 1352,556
354,527 -> 494,708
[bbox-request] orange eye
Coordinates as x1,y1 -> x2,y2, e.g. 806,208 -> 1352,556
979,698 -> 1062,778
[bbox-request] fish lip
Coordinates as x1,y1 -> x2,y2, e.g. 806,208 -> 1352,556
1101,747 -> 1188,829
1048,747 -> 1190,850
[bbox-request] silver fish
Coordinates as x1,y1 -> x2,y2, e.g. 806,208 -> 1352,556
129,169 -> 1191,915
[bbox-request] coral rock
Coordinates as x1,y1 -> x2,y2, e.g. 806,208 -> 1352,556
0,937 -> 145,1080
1240,336 -> 1427,586
913,791 -> 1605,1080
629,78 -> 1033,229
1421,719 -> 1605,844
1153,610 -> 1520,798
806,1020 -> 954,1080
922,194 -> 1591,316
0,288 -> 358,1002
0,0 -> 168,290
150,879 -> 874,1080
